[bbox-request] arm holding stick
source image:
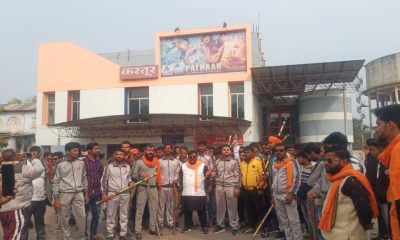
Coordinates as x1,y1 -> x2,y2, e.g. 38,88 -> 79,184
96,173 -> 157,205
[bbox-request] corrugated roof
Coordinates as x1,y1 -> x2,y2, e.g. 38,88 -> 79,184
1,102 -> 36,112
251,60 -> 364,99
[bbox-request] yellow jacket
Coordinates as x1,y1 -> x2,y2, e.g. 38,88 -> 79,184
240,157 -> 265,189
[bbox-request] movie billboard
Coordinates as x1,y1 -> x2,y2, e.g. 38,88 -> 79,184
160,30 -> 247,76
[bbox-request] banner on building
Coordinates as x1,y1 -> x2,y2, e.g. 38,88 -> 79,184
195,135 -> 244,146
120,65 -> 158,80
160,30 -> 247,76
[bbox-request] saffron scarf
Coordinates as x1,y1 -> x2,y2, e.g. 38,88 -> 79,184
378,133 -> 400,168
378,133 -> 400,202
319,163 -> 378,231
141,155 -> 162,187
273,157 -> 293,192
186,160 -> 202,192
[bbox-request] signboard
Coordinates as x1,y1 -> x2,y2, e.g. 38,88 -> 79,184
195,135 -> 244,146
162,135 -> 184,144
160,30 -> 247,76
120,65 -> 158,80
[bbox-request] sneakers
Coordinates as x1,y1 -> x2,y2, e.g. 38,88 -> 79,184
180,226 -> 192,233
202,227 -> 209,234
149,229 -> 162,236
135,233 -> 142,240
274,231 -> 286,240
213,225 -> 225,233
232,229 -> 241,236
243,227 -> 254,234
52,224 -> 61,231
372,236 -> 390,240
261,229 -> 269,238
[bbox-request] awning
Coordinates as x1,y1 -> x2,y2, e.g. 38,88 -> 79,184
251,60 -> 364,100
49,114 -> 251,138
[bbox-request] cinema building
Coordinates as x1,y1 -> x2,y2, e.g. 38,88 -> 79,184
36,24 -> 363,153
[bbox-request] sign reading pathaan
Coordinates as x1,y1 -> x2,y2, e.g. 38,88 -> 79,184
160,29 -> 247,76
120,65 -> 158,80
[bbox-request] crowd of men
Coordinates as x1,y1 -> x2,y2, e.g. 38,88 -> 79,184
0,104 -> 399,240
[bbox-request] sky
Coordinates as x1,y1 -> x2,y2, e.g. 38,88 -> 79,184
0,0 -> 399,104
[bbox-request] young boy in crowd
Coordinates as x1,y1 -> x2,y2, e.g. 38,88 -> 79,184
296,152 -> 314,239
52,142 -> 89,240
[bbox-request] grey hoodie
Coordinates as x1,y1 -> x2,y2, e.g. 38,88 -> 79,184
101,161 -> 132,193
0,159 -> 45,212
213,157 -> 241,188
52,156 -> 88,198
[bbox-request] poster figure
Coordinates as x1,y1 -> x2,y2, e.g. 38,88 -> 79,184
160,30 -> 247,76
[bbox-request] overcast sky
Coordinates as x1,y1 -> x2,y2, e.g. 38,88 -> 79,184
0,0 -> 399,104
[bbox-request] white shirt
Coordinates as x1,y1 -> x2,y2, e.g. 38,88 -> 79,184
28,158 -> 46,201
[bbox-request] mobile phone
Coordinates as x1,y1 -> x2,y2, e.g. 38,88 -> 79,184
1,164 -> 15,197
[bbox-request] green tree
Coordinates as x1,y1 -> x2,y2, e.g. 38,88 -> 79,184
24,96 -> 37,103
0,137 -> 8,149
352,118 -> 371,150
7,98 -> 22,104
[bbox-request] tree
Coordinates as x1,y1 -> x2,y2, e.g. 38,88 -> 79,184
24,96 -> 37,103
7,98 -> 22,104
352,118 -> 371,150
0,137 -> 8,149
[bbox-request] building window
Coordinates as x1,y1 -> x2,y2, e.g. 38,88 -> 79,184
68,91 -> 80,121
126,87 -> 149,123
230,83 -> 244,119
42,145 -> 51,153
199,85 -> 213,119
47,93 -> 55,125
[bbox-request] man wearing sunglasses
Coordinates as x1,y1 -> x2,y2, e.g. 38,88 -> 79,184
180,151 -> 209,234
271,144 -> 302,240
319,146 -> 377,240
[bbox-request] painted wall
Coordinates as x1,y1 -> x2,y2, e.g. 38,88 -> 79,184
243,80 -> 262,143
80,88 -> 125,119
366,52 -> 400,90
149,84 -> 198,115
299,90 -> 354,143
0,111 -> 36,134
213,82 -> 229,117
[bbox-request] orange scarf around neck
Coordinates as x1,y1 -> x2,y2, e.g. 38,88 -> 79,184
378,133 -> 400,168
378,133 -> 400,202
274,157 -> 293,192
319,163 -> 378,231
142,155 -> 162,187
186,160 -> 202,192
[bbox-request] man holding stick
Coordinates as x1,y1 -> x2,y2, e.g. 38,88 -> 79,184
101,149 -> 133,240
158,144 -> 181,230
132,144 -> 162,240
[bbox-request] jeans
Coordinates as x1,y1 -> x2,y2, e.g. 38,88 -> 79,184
22,200 -> 47,240
85,195 -> 101,237
206,191 -> 216,221
315,205 -> 324,240
184,210 -> 207,228
299,199 -> 313,235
